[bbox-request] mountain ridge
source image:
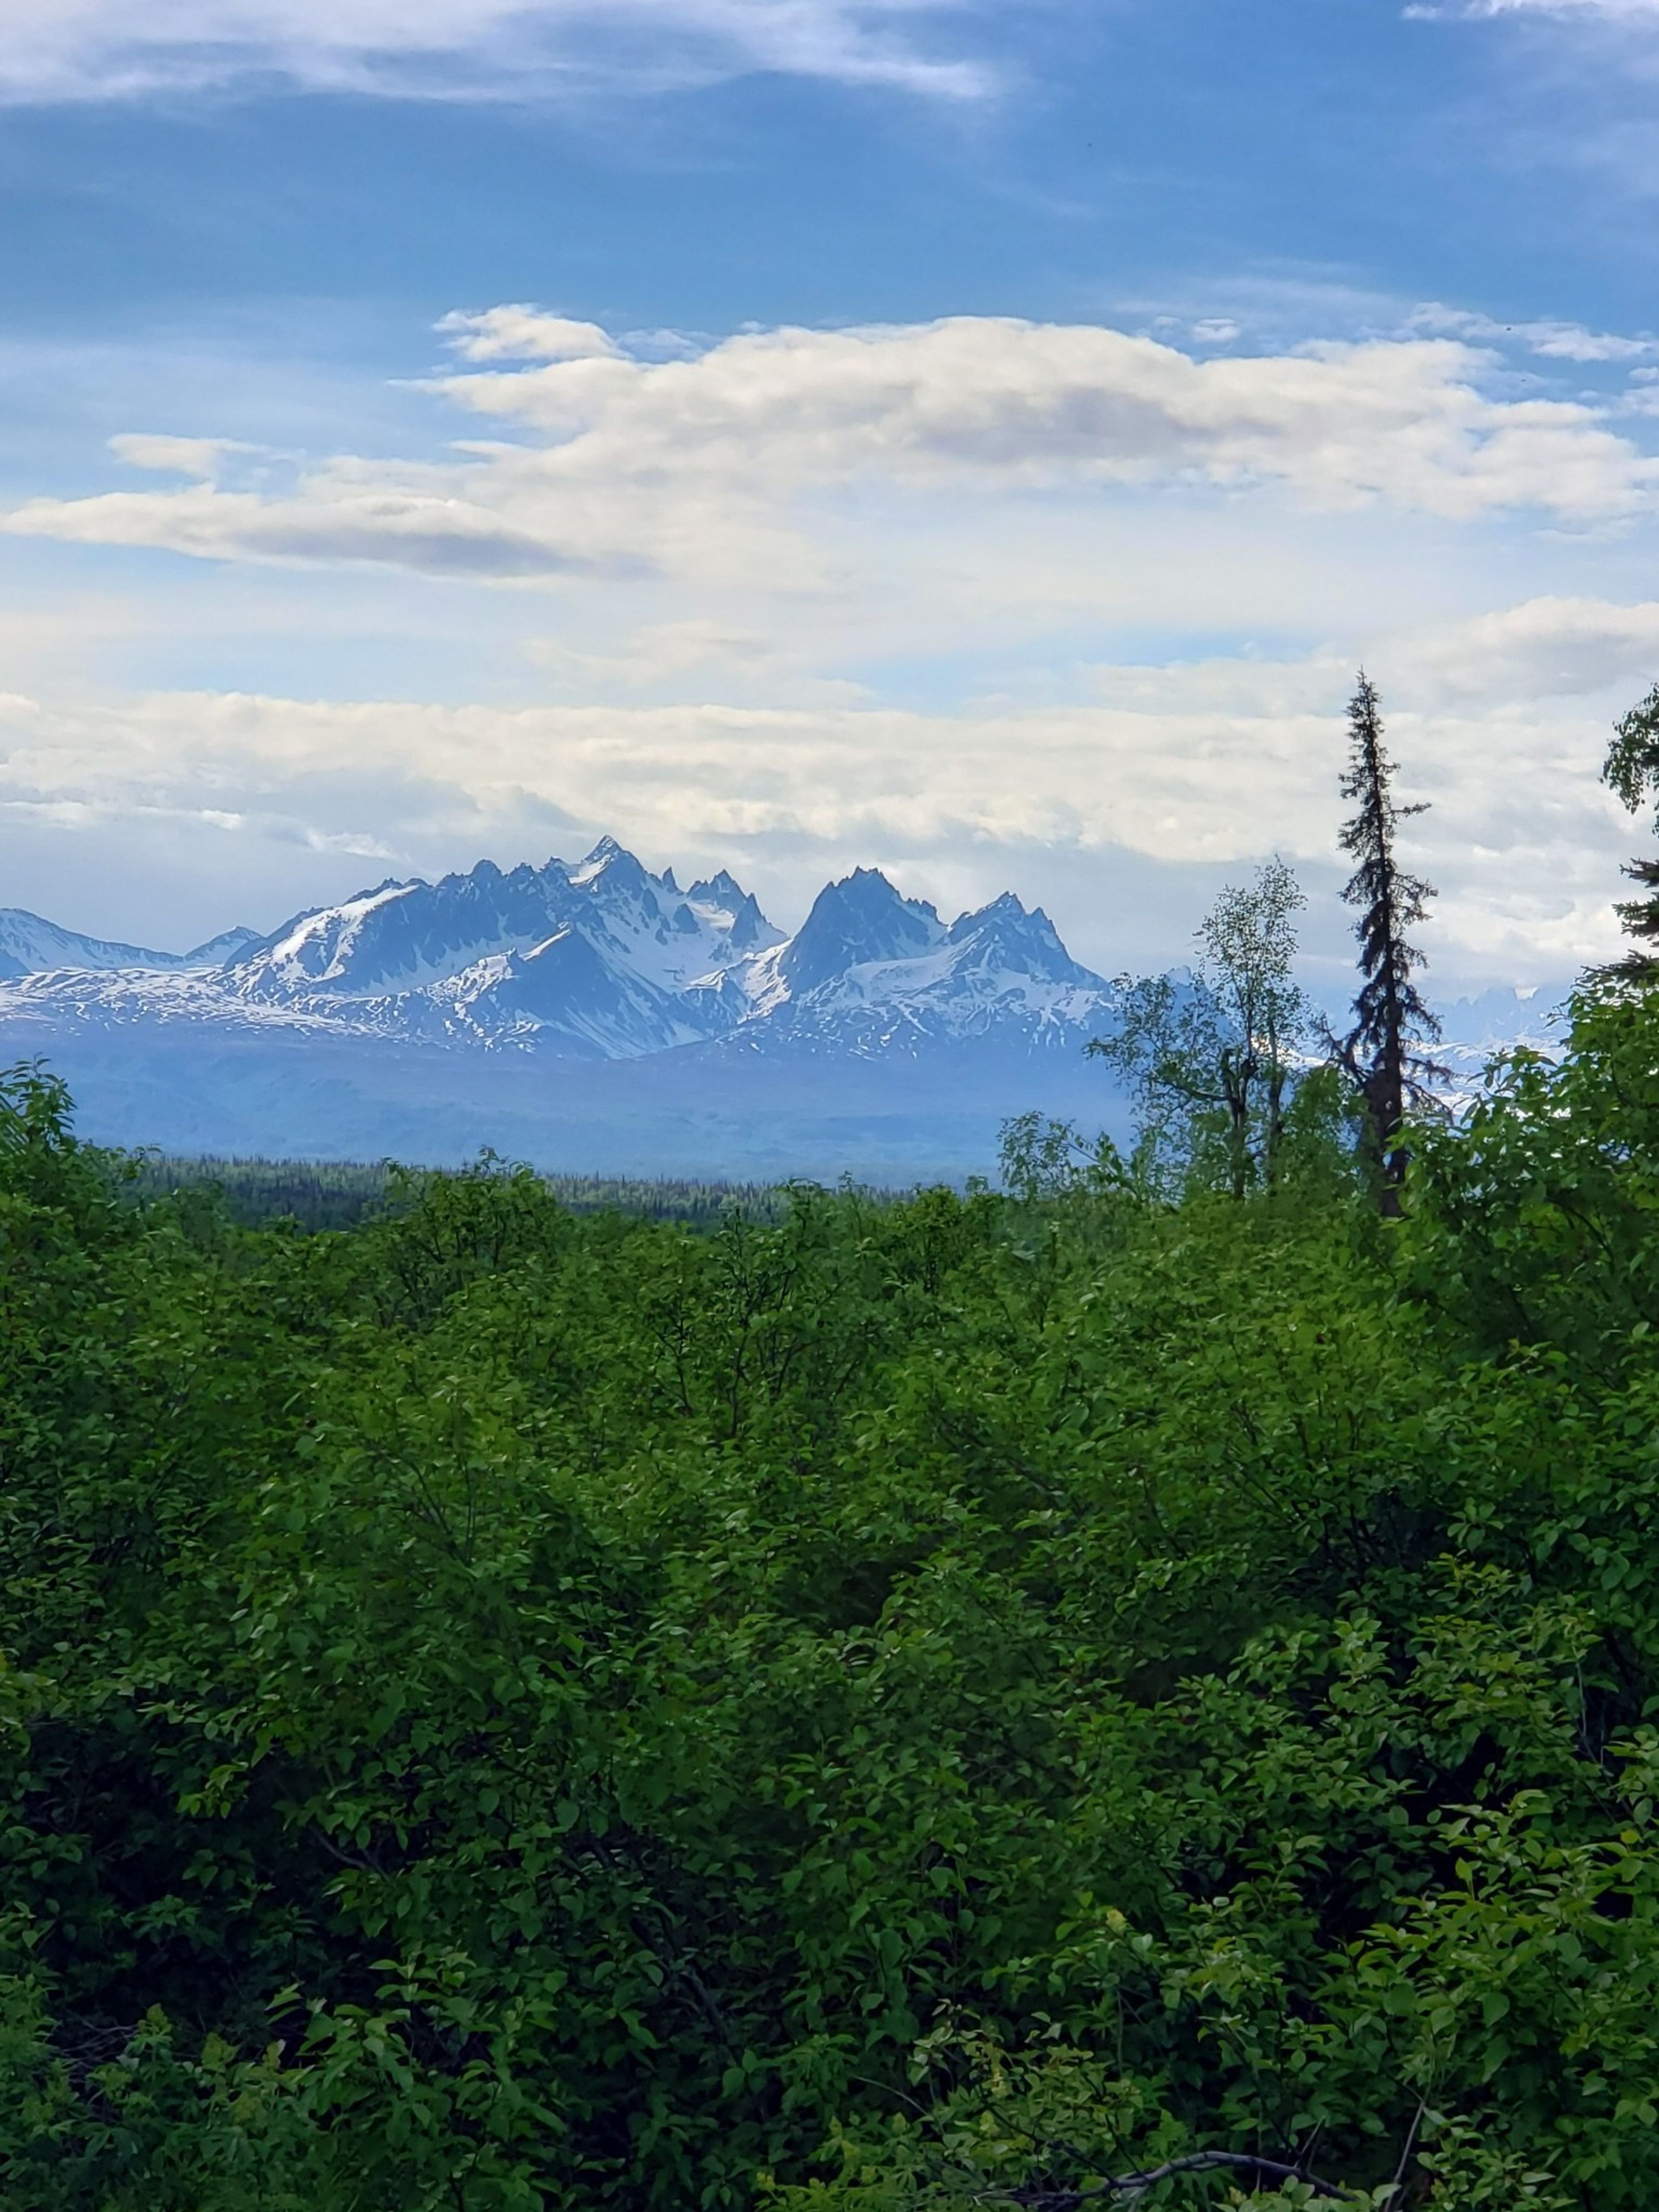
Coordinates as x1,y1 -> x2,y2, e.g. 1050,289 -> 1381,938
0,909 -> 259,982
0,843 -> 1128,1172
7,842 -> 1112,1066
0,843 -> 1562,1176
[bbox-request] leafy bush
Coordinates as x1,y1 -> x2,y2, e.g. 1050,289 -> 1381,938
6,1000 -> 1659,2207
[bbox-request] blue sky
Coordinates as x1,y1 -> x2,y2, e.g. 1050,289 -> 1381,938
4,0 -> 1659,992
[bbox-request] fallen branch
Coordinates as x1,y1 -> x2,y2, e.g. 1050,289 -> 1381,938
998,2148 -> 1348,2207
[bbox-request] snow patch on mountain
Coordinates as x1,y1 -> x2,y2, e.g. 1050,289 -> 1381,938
0,964 -> 380,1037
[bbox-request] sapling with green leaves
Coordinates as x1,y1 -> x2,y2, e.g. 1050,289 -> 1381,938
1088,856 -> 1310,1199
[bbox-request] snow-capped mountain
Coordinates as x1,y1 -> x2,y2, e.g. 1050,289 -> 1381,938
732,872 -> 1111,1057
0,909 -> 258,982
35,842 -> 1112,1066
0,841 -> 1128,1174
215,842 -> 785,1060
232,840 -> 775,1003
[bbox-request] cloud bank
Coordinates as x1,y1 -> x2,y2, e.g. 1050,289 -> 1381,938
9,313 -> 1659,588
2,594 -> 1652,986
7,308 -> 1659,986
0,0 -> 988,105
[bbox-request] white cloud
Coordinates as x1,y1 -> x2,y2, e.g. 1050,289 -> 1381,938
0,0 -> 988,105
1429,0 -> 1659,16
7,474 -> 588,578
1407,302 -> 1659,363
435,308 -> 625,363
1405,593 -> 1659,698
3,593 -> 1653,984
106,434 -> 263,478
302,826 -> 400,857
8,314 -> 1658,591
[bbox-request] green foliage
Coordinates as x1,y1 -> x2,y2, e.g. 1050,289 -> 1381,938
1600,681 -> 1659,819
1089,860 -> 1312,1201
1597,680 -> 1659,986
9,997 -> 1659,2206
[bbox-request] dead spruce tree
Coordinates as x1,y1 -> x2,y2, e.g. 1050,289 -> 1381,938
1331,671 -> 1445,1214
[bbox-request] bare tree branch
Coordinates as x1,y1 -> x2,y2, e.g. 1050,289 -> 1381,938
985,2147 -> 1348,2207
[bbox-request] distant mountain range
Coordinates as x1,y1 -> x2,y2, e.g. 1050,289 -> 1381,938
0,844 -> 1132,1176
0,841 -> 1565,1179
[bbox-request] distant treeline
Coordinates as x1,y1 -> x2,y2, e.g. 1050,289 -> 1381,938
124,1152 -> 797,1232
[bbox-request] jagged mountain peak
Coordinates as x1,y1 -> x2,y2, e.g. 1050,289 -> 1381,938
781,868 -> 944,997
945,893 -> 1095,985
0,845 -> 1119,1079
570,834 -> 645,887
222,842 -> 781,1022
687,868 -> 744,903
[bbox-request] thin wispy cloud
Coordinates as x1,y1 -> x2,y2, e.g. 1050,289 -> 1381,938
1407,302 -> 1659,363
0,0 -> 991,106
1412,0 -> 1659,19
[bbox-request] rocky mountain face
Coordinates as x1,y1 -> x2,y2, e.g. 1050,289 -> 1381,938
0,842 -> 1117,1064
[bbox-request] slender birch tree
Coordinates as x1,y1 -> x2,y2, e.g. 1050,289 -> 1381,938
1090,857 -> 1308,1199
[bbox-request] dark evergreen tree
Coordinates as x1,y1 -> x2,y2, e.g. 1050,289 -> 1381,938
1332,671 -> 1445,1211
1597,680 -> 1659,988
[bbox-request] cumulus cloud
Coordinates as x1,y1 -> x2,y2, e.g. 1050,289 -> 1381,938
8,314 -> 1659,587
0,0 -> 988,105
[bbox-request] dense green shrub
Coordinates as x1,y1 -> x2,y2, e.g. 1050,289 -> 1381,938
6,1000 -> 1659,2208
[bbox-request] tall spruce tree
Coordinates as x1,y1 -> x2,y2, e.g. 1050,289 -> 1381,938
1332,671 -> 1445,1211
1597,680 -> 1659,987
